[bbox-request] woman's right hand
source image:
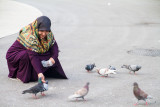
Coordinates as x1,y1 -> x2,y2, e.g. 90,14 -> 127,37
38,73 -> 45,83
49,57 -> 55,65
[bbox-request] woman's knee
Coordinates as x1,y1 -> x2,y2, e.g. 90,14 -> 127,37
20,51 -> 30,61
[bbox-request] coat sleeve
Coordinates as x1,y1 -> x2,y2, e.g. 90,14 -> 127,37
50,41 -> 59,60
27,50 -> 44,74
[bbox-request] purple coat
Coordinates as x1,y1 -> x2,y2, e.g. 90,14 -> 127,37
6,40 -> 67,83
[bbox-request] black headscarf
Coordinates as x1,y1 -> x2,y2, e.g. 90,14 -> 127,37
36,16 -> 51,31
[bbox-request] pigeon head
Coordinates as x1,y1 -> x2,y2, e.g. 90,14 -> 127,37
86,82 -> 90,86
137,66 -> 142,69
84,82 -> 90,90
38,77 -> 42,83
109,65 -> 113,68
109,65 -> 116,70
133,82 -> 139,87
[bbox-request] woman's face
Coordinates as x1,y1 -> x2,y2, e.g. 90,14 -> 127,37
38,31 -> 49,40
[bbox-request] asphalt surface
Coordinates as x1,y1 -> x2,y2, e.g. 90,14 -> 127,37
0,0 -> 42,38
0,0 -> 160,107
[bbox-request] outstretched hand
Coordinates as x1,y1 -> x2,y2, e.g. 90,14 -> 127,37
38,73 -> 45,83
41,57 -> 55,67
49,57 -> 55,64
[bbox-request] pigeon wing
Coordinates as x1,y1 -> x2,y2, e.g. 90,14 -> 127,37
29,83 -> 44,94
99,68 -> 109,76
68,88 -> 88,99
99,69 -> 106,75
91,64 -> 94,70
75,87 -> 88,97
129,65 -> 136,71
85,65 -> 90,70
139,88 -> 148,99
130,65 -> 141,71
134,87 -> 148,100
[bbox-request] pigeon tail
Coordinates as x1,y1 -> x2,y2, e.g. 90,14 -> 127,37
109,69 -> 117,74
68,94 -> 80,99
22,90 -> 33,94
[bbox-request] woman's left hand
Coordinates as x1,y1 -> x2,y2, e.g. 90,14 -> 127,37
49,57 -> 55,64
38,73 -> 45,83
41,58 -> 55,67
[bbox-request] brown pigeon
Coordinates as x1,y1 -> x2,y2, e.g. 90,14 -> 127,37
133,82 -> 153,105
68,82 -> 90,101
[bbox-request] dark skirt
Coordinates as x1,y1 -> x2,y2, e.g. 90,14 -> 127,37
6,40 -> 67,83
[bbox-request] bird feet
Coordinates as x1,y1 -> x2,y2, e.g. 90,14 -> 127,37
101,76 -> 106,77
101,74 -> 108,77
41,92 -> 46,96
87,70 -> 90,73
134,102 -> 148,106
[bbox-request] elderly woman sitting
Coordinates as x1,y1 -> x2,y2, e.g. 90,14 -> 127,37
6,16 -> 67,83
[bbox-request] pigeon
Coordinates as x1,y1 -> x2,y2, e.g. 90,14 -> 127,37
22,78 -> 48,98
133,82 -> 153,105
121,64 -> 141,74
108,65 -> 116,70
68,82 -> 90,101
96,68 -> 116,77
85,63 -> 96,72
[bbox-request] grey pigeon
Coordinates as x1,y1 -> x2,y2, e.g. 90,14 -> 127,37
121,64 -> 141,74
85,63 -> 96,72
68,82 -> 90,101
133,82 -> 153,105
108,65 -> 116,70
22,78 -> 48,98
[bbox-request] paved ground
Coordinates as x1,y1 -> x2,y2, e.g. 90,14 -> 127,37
0,0 -> 42,38
0,0 -> 160,107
